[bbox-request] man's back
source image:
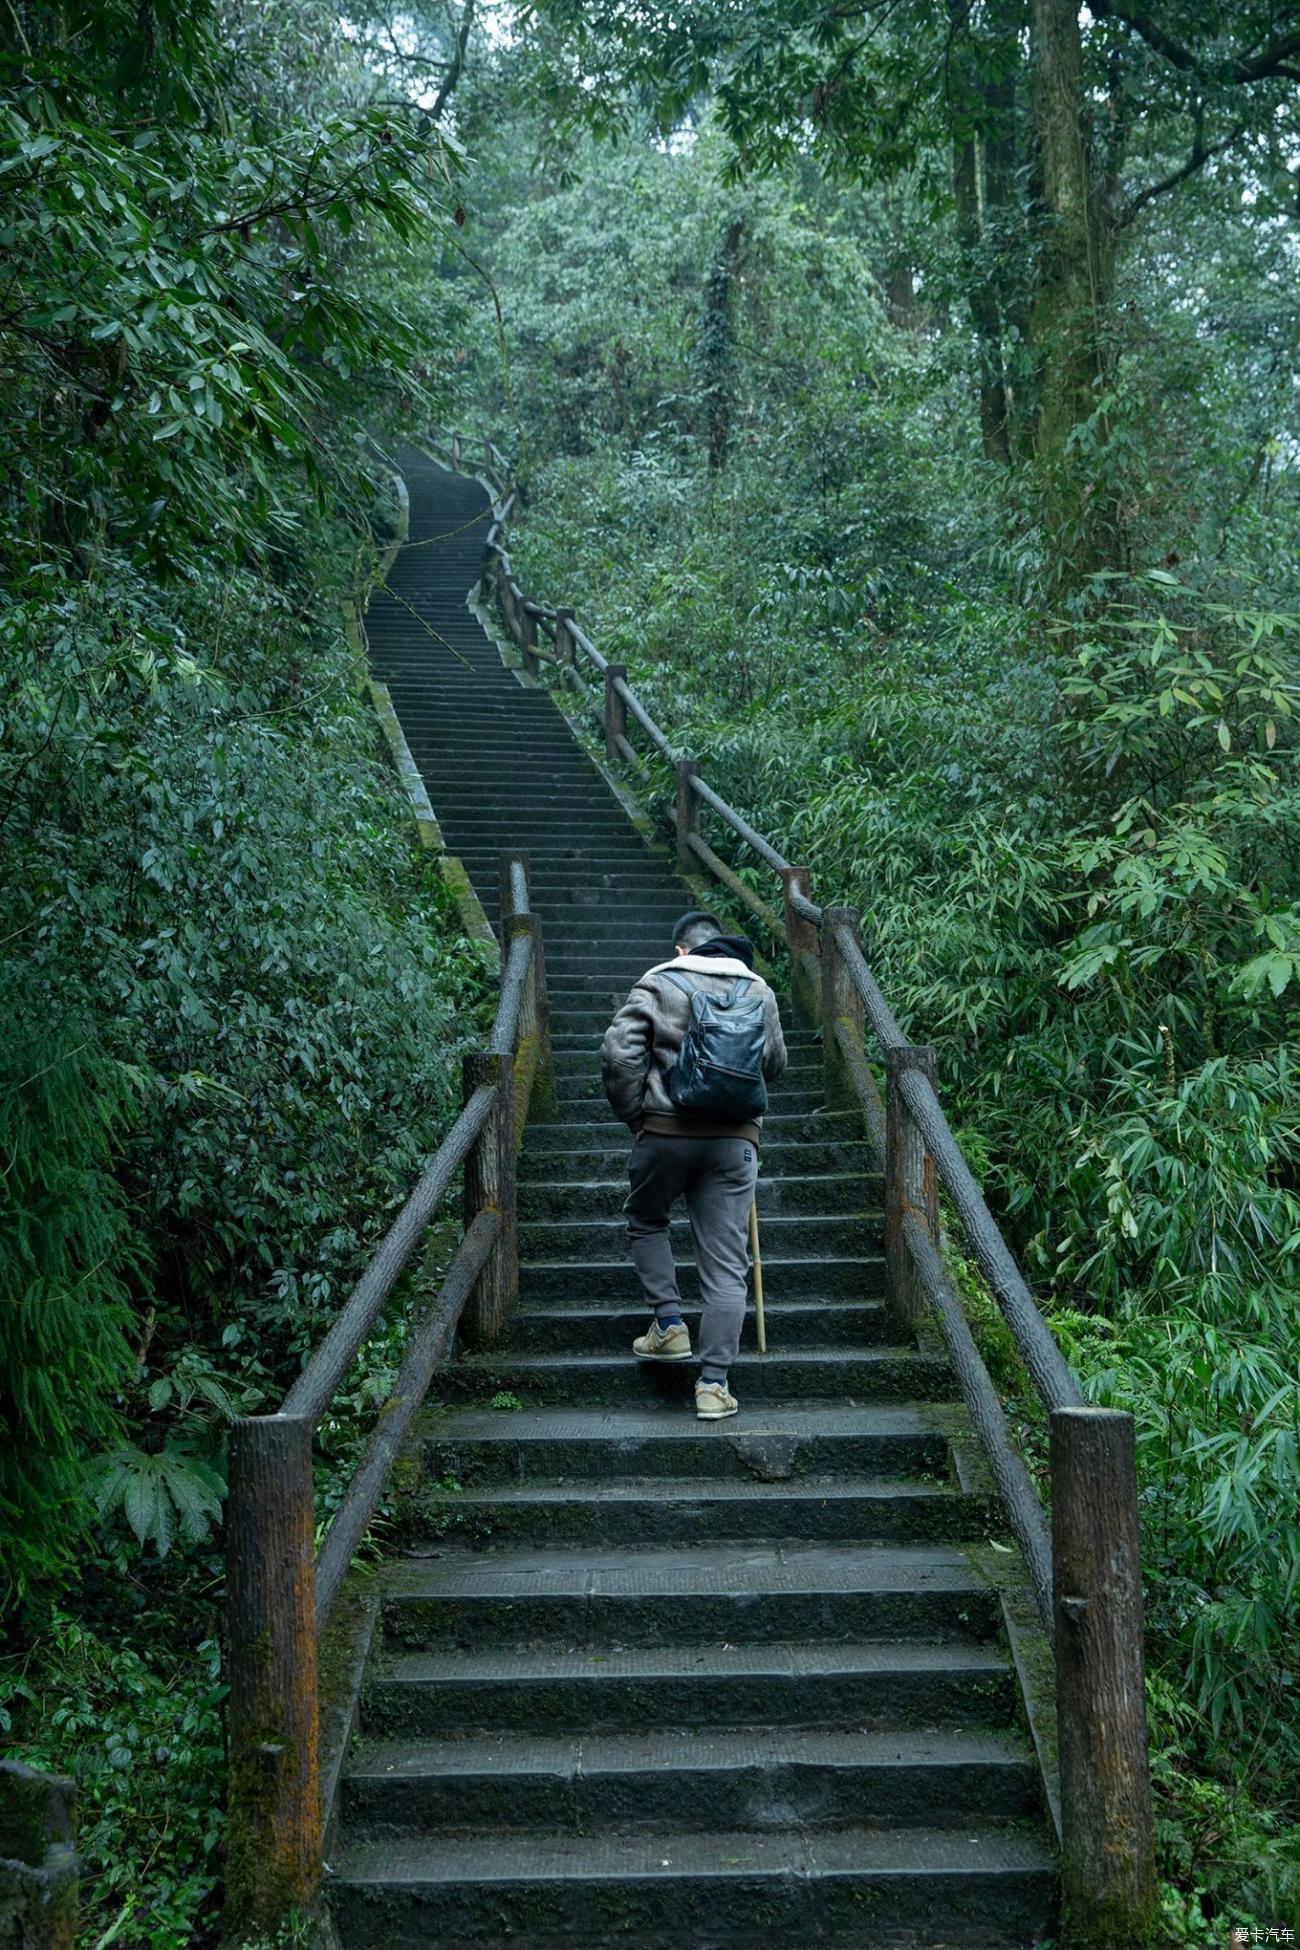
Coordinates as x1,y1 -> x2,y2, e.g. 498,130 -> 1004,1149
600,914 -> 788,1422
601,942 -> 787,1144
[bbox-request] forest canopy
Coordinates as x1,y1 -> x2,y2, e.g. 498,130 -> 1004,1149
2,0 -> 1298,1943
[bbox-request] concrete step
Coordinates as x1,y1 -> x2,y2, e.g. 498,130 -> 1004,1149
377,1542 -> 1001,1652
546,1029 -> 821,1052
520,1108 -> 857,1156
514,1254 -> 886,1303
483,874 -> 680,893
342,1725 -> 1037,1837
502,914 -> 690,936
437,1347 -> 952,1407
332,451 -> 1059,1950
435,812 -> 640,836
432,796 -> 637,818
518,1213 -> 875,1258
359,1636 -> 1015,1741
545,1072 -> 825,1108
547,1050 -> 824,1084
328,1822 -> 1056,1946
519,1136 -> 873,1178
498,1297 -> 889,1352
417,1403 -> 953,1485
456,846 -> 674,870
395,1473 -> 991,1549
519,1172 -> 878,1218
529,1087 -> 828,1117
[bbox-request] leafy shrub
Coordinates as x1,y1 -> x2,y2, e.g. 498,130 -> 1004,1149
0,1616 -> 226,1950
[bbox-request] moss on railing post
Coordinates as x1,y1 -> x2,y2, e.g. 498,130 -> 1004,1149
555,606 -> 576,677
820,906 -> 866,1111
778,866 -> 819,1024
224,1415 -> 320,1938
884,1044 -> 939,1334
604,663 -> 629,761
460,1051 -> 517,1346
519,601 -> 541,681
674,760 -> 701,872
511,913 -> 553,1123
0,1759 -> 78,1950
1052,1407 -> 1158,1950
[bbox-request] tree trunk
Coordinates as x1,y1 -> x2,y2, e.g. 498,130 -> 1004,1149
1030,0 -> 1113,570
952,129 -> 1012,463
948,0 -> 1014,463
699,217 -> 744,472
982,0 -> 1034,460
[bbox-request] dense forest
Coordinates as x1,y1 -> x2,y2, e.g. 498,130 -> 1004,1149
2,0 -> 1298,1944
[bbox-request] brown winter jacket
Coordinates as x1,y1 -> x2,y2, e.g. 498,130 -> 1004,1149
600,952 -> 788,1144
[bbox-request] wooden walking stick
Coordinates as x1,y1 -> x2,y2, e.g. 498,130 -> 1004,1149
750,1200 -> 766,1353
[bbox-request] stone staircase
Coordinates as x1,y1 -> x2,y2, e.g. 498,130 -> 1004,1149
327,444 -> 1057,1946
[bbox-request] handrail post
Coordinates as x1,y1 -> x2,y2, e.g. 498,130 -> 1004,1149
512,913 -> 553,1121
499,846 -> 530,932
224,1414 -> 320,1935
519,600 -> 540,681
499,850 -> 551,1127
451,431 -> 461,470
820,907 -> 866,1109
884,1044 -> 938,1333
1051,1407 -> 1157,1950
555,606 -> 576,678
778,866 -> 819,1024
675,760 -> 700,871
460,1051 -> 517,1347
605,663 -> 628,761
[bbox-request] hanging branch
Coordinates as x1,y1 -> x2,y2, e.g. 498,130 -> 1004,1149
431,0 -> 476,120
1089,3 -> 1300,84
1119,103 -> 1251,228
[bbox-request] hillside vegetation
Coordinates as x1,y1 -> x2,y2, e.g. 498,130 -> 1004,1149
453,27 -> 1300,1937
2,0 -> 1297,1941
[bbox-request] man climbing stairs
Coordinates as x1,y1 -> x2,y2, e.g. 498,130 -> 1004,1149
326,445 -> 1057,1945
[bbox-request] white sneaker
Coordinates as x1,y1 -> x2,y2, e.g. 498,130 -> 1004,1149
695,1380 -> 739,1421
633,1320 -> 693,1362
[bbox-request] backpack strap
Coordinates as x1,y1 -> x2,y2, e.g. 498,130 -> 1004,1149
665,971 -> 752,1007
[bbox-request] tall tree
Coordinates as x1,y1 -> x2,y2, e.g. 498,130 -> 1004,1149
521,0 -> 1300,572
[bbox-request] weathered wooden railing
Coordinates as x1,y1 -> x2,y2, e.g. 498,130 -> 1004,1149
222,851 -> 549,1934
432,429 -> 1158,1950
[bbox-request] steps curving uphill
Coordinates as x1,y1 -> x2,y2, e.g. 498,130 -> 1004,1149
328,444 -> 1057,1947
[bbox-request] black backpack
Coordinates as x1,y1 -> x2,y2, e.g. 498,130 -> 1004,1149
664,973 -> 768,1119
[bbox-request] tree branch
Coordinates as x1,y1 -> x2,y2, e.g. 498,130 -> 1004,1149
1119,114 -> 1249,227
431,0 -> 476,121
1090,2 -> 1300,84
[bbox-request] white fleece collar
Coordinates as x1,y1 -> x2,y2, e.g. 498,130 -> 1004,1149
643,954 -> 756,980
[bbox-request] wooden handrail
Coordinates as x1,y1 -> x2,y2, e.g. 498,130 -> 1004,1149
313,1206 -> 502,1626
223,850 -> 551,1937
280,1083 -> 496,1425
688,774 -> 792,872
447,426 -> 1157,1944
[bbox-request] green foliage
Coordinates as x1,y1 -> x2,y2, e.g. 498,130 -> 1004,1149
0,3 -> 493,1941
0,0 -> 461,581
464,93 -> 1300,1932
0,1617 -> 226,1949
0,1018 -> 142,1598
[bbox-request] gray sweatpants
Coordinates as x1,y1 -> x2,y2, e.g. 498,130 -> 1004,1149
624,1132 -> 758,1375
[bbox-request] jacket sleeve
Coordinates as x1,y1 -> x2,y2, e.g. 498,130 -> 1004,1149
762,984 -> 788,1081
601,981 -> 655,1127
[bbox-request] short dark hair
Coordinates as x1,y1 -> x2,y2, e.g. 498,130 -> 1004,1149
673,909 -> 724,953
